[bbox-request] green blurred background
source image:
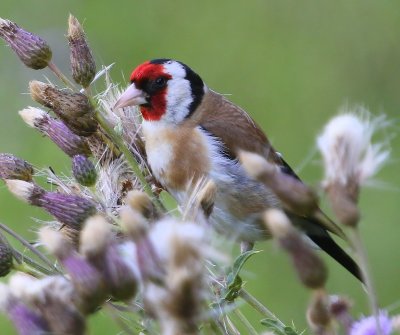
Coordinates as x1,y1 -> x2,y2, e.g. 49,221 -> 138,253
1,1 -> 399,334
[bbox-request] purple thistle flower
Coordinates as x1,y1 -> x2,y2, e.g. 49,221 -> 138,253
8,302 -> 50,335
103,242 -> 139,301
35,191 -> 97,228
0,18 -> 52,70
62,255 -> 107,314
19,107 -> 92,157
350,312 -> 392,335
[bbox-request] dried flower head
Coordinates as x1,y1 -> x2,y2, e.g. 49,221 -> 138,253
29,80 -> 97,136
144,218 -> 208,334
0,153 -> 34,181
6,180 -> 97,228
68,15 -> 96,88
0,18 -> 52,69
72,154 -> 97,186
317,109 -> 390,226
19,107 -> 92,157
264,209 -> 327,289
239,150 -> 318,217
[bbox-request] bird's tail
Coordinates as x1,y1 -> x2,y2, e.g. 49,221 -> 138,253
291,215 -> 363,282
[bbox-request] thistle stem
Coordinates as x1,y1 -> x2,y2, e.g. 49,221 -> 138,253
0,222 -> 59,273
348,227 -> 382,335
233,309 -> 259,335
13,261 -> 44,278
47,61 -> 77,89
239,289 -> 286,327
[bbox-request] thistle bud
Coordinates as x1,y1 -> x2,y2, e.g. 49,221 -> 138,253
264,209 -> 328,289
0,234 -> 13,277
68,15 -> 96,88
29,80 -> 97,137
329,295 -> 353,332
19,107 -> 92,157
0,18 -> 52,69
39,228 -> 107,314
0,153 -> 34,181
72,155 -> 97,186
5,180 -> 97,228
307,290 -> 332,335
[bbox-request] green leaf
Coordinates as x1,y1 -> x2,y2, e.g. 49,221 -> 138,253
261,318 -> 301,335
221,250 -> 260,302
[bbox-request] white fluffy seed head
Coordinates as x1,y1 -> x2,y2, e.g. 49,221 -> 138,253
38,226 -> 70,258
18,106 -> 47,128
317,108 -> 390,186
119,206 -> 148,240
80,215 -> 111,257
5,179 -> 35,203
149,218 -> 205,263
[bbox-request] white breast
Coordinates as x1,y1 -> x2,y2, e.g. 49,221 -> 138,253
141,121 -> 174,183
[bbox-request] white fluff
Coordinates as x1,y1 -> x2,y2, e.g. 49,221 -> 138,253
317,108 -> 390,186
18,106 -> 47,128
80,215 -> 111,257
5,180 -> 35,203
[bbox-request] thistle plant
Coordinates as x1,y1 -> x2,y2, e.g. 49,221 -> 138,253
0,15 -> 398,335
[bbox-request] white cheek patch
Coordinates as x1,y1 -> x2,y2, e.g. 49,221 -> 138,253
162,62 -> 194,124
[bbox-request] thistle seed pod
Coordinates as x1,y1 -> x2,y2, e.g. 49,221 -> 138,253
29,80 -> 98,137
264,209 -> 328,289
72,155 -> 97,187
68,15 -> 96,88
0,153 -> 34,181
0,18 -> 52,69
5,180 -> 97,228
19,107 -> 92,157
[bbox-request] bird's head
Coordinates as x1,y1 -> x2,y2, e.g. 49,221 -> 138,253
114,59 -> 205,124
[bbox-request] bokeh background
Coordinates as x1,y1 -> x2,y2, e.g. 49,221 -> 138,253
1,1 -> 399,334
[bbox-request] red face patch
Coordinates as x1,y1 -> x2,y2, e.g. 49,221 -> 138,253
130,61 -> 171,121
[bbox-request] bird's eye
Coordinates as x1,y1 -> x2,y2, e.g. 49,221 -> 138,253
155,77 -> 167,88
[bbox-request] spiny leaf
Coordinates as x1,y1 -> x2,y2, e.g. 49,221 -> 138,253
222,250 -> 260,302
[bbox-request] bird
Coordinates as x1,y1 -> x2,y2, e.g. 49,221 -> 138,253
114,58 -> 362,281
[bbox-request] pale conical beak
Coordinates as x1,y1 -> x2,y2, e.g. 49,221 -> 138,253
114,83 -> 147,109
